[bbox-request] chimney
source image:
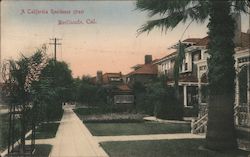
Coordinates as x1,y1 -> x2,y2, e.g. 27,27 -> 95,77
96,71 -> 103,84
233,12 -> 242,46
145,55 -> 152,64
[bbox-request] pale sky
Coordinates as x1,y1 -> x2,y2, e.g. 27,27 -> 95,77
1,1 -> 249,77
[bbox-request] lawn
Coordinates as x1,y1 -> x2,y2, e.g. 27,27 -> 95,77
27,122 -> 60,139
101,139 -> 250,157
85,122 -> 191,136
0,113 -> 9,152
33,144 -> 52,157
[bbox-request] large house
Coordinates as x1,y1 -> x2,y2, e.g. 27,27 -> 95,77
156,37 -> 209,110
92,71 -> 134,110
155,14 -> 250,132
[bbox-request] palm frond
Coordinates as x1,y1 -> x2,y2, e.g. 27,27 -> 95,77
137,13 -> 184,35
136,0 -> 192,17
136,0 -> 209,34
230,0 -> 250,13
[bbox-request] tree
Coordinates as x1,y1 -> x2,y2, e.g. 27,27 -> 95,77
73,75 -> 98,105
145,82 -> 181,119
1,48 -> 49,152
39,59 -> 74,120
136,0 -> 249,150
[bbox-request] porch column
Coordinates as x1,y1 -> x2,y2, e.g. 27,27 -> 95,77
235,73 -> 240,125
197,67 -> 202,105
183,85 -> 187,107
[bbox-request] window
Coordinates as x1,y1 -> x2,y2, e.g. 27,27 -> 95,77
193,51 -> 201,61
199,65 -> 207,71
110,77 -> 122,81
187,86 -> 198,107
185,63 -> 188,70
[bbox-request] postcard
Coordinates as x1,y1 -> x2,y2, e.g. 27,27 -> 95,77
0,0 -> 250,157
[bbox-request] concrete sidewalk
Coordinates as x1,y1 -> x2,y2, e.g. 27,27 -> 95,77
94,133 -> 205,143
49,106 -> 108,157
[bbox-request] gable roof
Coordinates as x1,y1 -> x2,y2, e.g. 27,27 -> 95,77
183,38 -> 201,43
102,72 -> 122,84
127,60 -> 158,76
196,36 -> 209,47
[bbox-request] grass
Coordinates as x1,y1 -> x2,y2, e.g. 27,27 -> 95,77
26,122 -> 60,139
101,139 -> 250,157
33,144 -> 52,157
85,122 -> 191,136
0,113 -> 9,152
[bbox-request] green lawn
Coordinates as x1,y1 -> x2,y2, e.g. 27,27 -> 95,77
33,144 -> 52,157
85,122 -> 190,136
0,113 -> 9,152
27,122 -> 60,139
101,139 -> 250,157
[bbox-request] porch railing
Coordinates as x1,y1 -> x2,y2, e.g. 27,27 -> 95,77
191,103 -> 249,134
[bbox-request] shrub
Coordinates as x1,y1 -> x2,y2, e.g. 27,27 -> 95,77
144,82 -> 183,120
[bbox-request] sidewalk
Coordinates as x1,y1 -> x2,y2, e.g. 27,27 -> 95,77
49,105 -> 108,157
94,133 -> 205,143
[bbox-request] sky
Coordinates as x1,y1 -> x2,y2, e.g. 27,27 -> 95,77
1,0 -> 249,77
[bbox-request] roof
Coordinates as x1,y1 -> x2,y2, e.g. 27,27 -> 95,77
102,72 -> 122,84
131,64 -> 143,70
117,84 -> 132,91
196,36 -> 209,47
156,51 -> 177,64
194,33 -> 250,48
103,73 -> 122,78
127,61 -> 158,76
157,33 -> 249,64
183,38 -> 201,43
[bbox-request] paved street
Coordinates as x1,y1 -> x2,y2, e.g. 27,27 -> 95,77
49,106 -> 108,157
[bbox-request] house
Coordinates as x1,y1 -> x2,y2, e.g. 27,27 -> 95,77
92,71 -> 134,111
155,38 -> 208,117
126,55 -> 158,85
156,13 -> 250,131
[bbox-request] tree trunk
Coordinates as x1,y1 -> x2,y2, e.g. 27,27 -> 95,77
206,0 -> 237,150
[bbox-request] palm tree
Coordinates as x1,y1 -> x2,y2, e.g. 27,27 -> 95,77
136,0 -> 249,150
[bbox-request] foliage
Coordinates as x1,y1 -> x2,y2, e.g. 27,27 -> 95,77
2,47 -> 73,122
144,81 -> 183,120
136,0 -> 249,34
173,41 -> 186,90
132,81 -> 146,113
132,80 -> 183,119
72,75 -> 110,108
133,81 -> 146,93
30,59 -> 73,121
136,0 -> 249,150
73,77 -> 98,105
26,122 -> 60,139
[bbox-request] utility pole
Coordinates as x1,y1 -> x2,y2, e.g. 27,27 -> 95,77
49,38 -> 62,61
